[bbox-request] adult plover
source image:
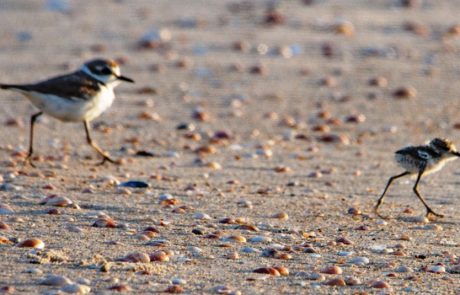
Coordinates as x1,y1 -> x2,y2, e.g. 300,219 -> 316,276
0,59 -> 134,166
375,138 -> 460,218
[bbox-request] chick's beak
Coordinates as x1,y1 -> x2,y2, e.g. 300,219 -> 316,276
452,151 -> 460,157
115,74 -> 135,83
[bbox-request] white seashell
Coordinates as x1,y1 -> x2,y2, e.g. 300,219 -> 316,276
40,274 -> 72,286
348,256 -> 370,265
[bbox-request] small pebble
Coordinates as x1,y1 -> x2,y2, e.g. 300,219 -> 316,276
0,222 -> 10,230
248,236 -> 272,243
40,274 -> 72,286
93,216 -> 117,228
264,8 -> 285,25
302,272 -> 325,281
206,162 -> 222,170
150,250 -> 170,262
16,238 -> 45,249
421,224 -> 443,231
249,64 -> 268,75
222,235 -> 246,243
165,285 -> 184,293
368,77 -> 388,87
226,251 -> 239,260
427,265 -> 446,274
237,200 -> 253,209
334,20 -> 354,36
237,224 -> 259,232
400,233 -> 411,241
0,236 -> 13,245
324,277 -> 346,286
321,265 -> 342,275
108,284 -> 131,292
46,208 -> 60,215
61,283 -> 91,294
375,219 -> 388,226
348,256 -> 369,266
400,0 -> 420,8
371,280 -> 391,289
273,166 -> 291,173
393,86 -> 417,99
40,195 -> 73,207
395,265 -> 413,273
121,252 -> 150,263
25,268 -> 43,274
192,228 -> 204,235
253,267 -> 280,276
336,236 -> 353,245
193,212 -> 211,220
188,246 -> 203,257
118,180 -> 149,188
212,285 -> 240,295
347,207 -> 361,215
344,276 -> 361,286
273,266 -> 289,276
192,108 -> 210,122
345,114 -> 366,124
272,212 -> 288,220
66,225 -> 83,233
76,278 -> 91,286
241,247 -> 260,253
0,286 -> 15,294
410,215 -> 430,223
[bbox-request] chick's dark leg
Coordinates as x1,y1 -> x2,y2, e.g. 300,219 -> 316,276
412,170 -> 444,218
374,171 -> 410,216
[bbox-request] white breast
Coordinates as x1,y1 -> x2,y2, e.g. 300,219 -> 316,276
83,87 -> 115,121
21,87 -> 115,122
423,156 -> 457,176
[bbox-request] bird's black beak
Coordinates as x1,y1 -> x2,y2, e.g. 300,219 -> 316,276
116,75 -> 135,83
453,151 -> 460,157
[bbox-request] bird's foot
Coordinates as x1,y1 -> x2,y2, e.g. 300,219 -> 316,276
374,207 -> 390,220
23,155 -> 37,168
96,154 -> 120,166
426,210 -> 444,219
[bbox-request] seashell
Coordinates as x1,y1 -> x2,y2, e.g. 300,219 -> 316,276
253,267 -> 280,276
324,277 -> 346,286
150,250 -> 169,262
61,283 -> 91,294
371,280 -> 391,288
121,252 -> 150,263
40,274 -> 72,286
321,265 -> 342,275
17,238 -> 45,249
40,195 -> 73,207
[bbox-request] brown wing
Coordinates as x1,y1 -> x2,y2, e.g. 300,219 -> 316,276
1,71 -> 102,101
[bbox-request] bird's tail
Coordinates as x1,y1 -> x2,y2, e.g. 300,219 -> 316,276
0,84 -> 27,90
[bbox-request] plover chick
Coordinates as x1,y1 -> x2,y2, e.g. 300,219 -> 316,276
0,58 -> 134,167
375,138 -> 460,218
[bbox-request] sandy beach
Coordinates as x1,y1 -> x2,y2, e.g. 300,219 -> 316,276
1,0 -> 460,293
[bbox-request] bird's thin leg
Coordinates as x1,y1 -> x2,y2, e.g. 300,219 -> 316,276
374,171 -> 410,217
412,169 -> 444,218
83,121 -> 116,165
24,111 -> 43,168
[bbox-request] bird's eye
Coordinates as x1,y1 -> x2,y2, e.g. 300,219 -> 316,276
100,67 -> 112,75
